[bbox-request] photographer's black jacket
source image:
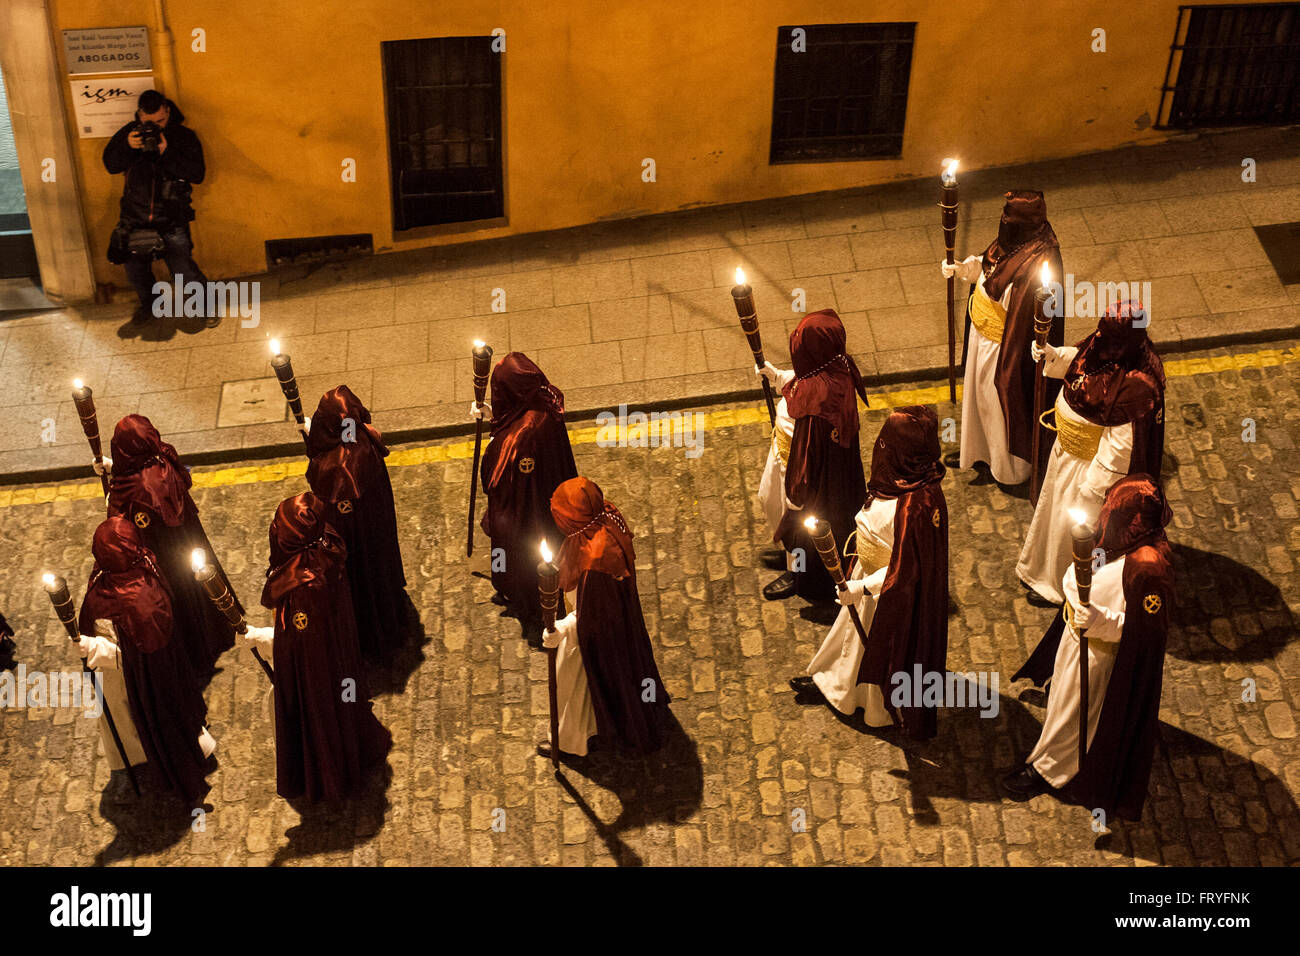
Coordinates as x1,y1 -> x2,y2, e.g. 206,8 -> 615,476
102,99 -> 205,228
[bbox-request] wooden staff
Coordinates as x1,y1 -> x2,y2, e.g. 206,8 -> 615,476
269,339 -> 310,452
940,160 -> 960,404
42,572 -> 139,795
1070,513 -> 1094,775
72,380 -> 110,497
731,268 -> 777,426
805,517 -> 870,646
537,541 -> 561,773
467,340 -> 493,557
191,549 -> 274,684
1031,265 -> 1054,504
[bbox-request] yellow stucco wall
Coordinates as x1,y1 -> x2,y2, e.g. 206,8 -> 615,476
43,0 -> 1249,284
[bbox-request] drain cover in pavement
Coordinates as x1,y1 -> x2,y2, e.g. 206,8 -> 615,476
1254,222 -> 1300,285
217,377 -> 289,427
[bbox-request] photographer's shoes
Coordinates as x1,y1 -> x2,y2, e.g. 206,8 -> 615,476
130,306 -> 153,324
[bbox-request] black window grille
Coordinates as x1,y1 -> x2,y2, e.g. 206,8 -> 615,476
1158,3 -> 1300,128
381,36 -> 504,230
769,22 -> 915,164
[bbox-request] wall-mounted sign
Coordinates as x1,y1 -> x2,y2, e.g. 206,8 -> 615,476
69,76 -> 155,138
63,27 -> 152,75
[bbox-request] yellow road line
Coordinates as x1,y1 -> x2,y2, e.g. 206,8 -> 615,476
2,343 -> 1296,509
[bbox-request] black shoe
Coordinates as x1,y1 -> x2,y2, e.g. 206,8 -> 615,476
536,740 -> 554,758
490,592 -> 509,607
1026,590 -> 1057,609
131,305 -> 153,324
942,450 -> 960,468
789,675 -> 816,694
763,572 -> 797,601
1001,763 -> 1049,800
760,549 -> 786,571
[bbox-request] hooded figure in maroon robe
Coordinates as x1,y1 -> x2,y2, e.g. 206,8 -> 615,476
772,309 -> 869,602
260,493 -> 392,803
857,406 -> 949,740
480,353 -> 578,626
106,414 -> 237,677
964,190 -> 1065,484
550,477 -> 671,752
79,516 -> 211,804
1060,301 -> 1166,480
1010,475 -> 1173,821
306,385 -> 408,660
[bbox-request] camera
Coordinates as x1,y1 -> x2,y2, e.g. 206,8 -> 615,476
137,121 -> 163,152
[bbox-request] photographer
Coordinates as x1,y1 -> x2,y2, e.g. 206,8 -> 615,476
103,89 -> 211,325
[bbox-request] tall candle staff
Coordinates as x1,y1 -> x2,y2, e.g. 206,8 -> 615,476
72,379 -> 110,497
191,549 -> 274,684
804,516 -> 869,646
270,339 -> 310,451
1031,263 -> 1054,505
42,572 -> 139,794
537,540 -> 561,773
940,159 -> 960,404
731,268 -> 777,426
467,339 -> 493,557
1069,508 -> 1093,774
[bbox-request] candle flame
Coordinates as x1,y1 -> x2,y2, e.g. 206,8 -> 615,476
1040,261 -> 1053,287
41,572 -> 56,588
73,378 -> 84,390
942,158 -> 958,181
269,338 -> 281,356
1068,508 -> 1088,526
539,540 -> 553,563
803,515 -> 818,531
473,339 -> 486,349
734,266 -> 747,286
190,548 -> 207,573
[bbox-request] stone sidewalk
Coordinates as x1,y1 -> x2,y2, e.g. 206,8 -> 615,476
2,126 -> 1298,479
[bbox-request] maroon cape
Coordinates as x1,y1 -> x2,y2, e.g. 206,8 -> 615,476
107,414 -> 236,678
552,478 -> 671,752
261,493 -> 392,803
306,386 -> 408,659
855,407 -> 948,740
1061,301 -> 1166,481
79,516 -> 211,804
480,354 -> 577,621
776,310 -> 868,602
962,191 -> 1065,485
1013,475 -> 1173,821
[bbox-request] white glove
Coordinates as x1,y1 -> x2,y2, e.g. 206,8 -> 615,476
940,255 -> 981,282
837,578 -> 869,606
241,625 -> 275,653
1031,341 -> 1061,365
76,635 -> 92,658
92,455 -> 114,476
300,416 -> 311,436
1071,603 -> 1096,630
470,401 -> 491,421
757,362 -> 792,387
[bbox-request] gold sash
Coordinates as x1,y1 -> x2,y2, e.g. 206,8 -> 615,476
1042,405 -> 1104,461
846,528 -> 891,574
968,286 -> 1006,343
772,425 -> 791,467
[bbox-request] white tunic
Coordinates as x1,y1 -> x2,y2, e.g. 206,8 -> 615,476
1016,346 -> 1133,603
757,396 -> 796,549
805,498 -> 897,726
1027,557 -> 1127,787
961,275 -> 1031,485
542,598 -> 599,756
81,619 -> 216,770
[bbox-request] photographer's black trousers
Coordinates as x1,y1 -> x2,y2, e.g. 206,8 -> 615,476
125,223 -> 208,315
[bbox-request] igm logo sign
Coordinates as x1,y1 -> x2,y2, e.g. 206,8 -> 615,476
49,886 -> 152,936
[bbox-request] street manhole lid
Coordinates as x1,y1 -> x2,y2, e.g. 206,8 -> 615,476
217,377 -> 289,428
1254,222 -> 1300,285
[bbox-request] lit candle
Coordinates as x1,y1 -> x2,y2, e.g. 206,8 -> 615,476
537,538 -> 561,770
731,266 -> 775,425
940,158 -> 961,403
269,338 -> 308,439
71,378 -> 109,494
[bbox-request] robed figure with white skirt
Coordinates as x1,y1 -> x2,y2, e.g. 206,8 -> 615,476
540,477 -> 671,757
1003,475 -> 1173,822
1017,301 -> 1165,603
792,406 -> 949,740
77,516 -> 215,805
940,190 -> 1064,486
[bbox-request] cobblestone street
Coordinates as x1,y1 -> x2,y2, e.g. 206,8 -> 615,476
0,338 -> 1297,867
